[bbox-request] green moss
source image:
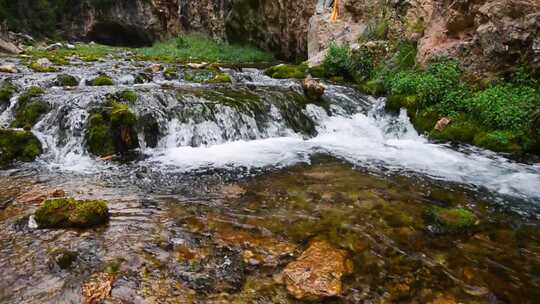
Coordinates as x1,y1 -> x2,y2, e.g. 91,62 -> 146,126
473,131 -> 522,153
11,87 -> 49,128
0,82 -> 17,105
207,72 -> 232,83
385,95 -> 418,112
53,250 -> 78,269
430,119 -> 479,143
427,207 -> 477,233
34,197 -> 109,229
86,113 -> 115,156
308,65 -> 327,78
55,74 -> 79,87
29,61 -> 57,73
191,88 -> 262,113
265,64 -> 307,79
163,67 -> 178,80
0,129 -> 42,166
413,108 -> 440,133
358,79 -> 385,96
116,90 -> 138,103
87,75 -> 114,86
85,101 -> 139,157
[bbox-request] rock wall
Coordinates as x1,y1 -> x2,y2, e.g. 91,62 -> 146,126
225,0 -> 317,61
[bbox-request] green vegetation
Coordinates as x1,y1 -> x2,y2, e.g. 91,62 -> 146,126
55,74 -> 79,87
0,129 -> 42,167
265,64 -> 307,79
26,43 -> 118,64
52,250 -> 79,269
427,207 -> 477,233
184,69 -> 232,83
11,86 -> 50,129
320,41 -> 540,154
0,82 -> 17,105
163,67 -> 178,80
29,61 -> 57,73
116,89 -> 138,103
34,197 -> 109,229
87,74 -> 114,86
135,33 -> 274,63
85,100 -> 139,156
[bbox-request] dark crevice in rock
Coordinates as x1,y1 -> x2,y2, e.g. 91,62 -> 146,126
86,22 -> 153,47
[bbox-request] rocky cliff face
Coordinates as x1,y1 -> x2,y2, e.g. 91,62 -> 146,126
2,0 -> 537,75
308,0 -> 540,77
225,0 -> 317,61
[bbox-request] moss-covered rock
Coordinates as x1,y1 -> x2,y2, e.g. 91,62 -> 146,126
265,64 -> 307,79
184,69 -> 232,83
116,90 -> 137,103
0,129 -> 42,166
207,72 -> 232,83
11,86 -> 49,128
385,95 -> 418,113
427,207 -> 478,234
87,75 -> 114,86
473,131 -> 522,153
430,119 -> 479,143
55,74 -> 79,87
163,67 -> 178,80
412,108 -> 440,133
29,61 -> 57,73
52,249 -> 79,269
85,101 -> 139,157
0,82 -> 17,106
358,79 -> 385,96
308,65 -> 327,78
34,197 -> 109,229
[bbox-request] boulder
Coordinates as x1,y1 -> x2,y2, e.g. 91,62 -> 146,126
36,58 -> 52,68
46,42 -> 63,51
34,197 -> 109,229
303,78 -> 326,101
0,37 -> 22,54
282,240 -> 353,301
0,63 -> 18,73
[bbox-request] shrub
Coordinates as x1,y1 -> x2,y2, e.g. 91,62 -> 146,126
322,43 -> 353,78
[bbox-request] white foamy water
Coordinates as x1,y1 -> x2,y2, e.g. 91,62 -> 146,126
149,102 -> 540,202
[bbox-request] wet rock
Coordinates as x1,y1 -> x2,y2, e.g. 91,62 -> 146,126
11,86 -> 50,128
17,187 -> 65,205
434,117 -> 452,132
87,74 -> 114,86
0,37 -> 22,54
146,64 -> 162,73
85,101 -> 139,156
52,249 -> 79,270
34,197 -> 109,229
0,63 -> 18,73
163,67 -> 178,80
46,42 -> 63,51
187,62 -> 208,69
0,129 -> 42,167
282,240 -> 353,301
0,81 -> 17,104
55,74 -> 79,87
303,78 -> 326,101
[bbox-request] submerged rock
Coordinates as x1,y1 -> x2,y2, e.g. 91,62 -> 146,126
34,197 -> 109,229
282,240 -> 352,301
0,129 -> 42,167
427,207 -> 478,234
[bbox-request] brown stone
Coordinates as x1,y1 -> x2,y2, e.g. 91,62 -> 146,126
434,117 -> 452,131
17,187 -> 66,205
82,272 -> 115,304
303,78 -> 326,101
282,240 -> 353,301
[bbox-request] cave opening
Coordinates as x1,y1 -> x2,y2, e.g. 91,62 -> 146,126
86,22 -> 153,47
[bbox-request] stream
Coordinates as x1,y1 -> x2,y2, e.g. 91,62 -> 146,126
1,54 -> 539,303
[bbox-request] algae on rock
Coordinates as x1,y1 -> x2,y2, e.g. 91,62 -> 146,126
34,197 -> 109,228
0,129 -> 42,167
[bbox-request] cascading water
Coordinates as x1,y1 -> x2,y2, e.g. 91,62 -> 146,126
1,58 -> 540,205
